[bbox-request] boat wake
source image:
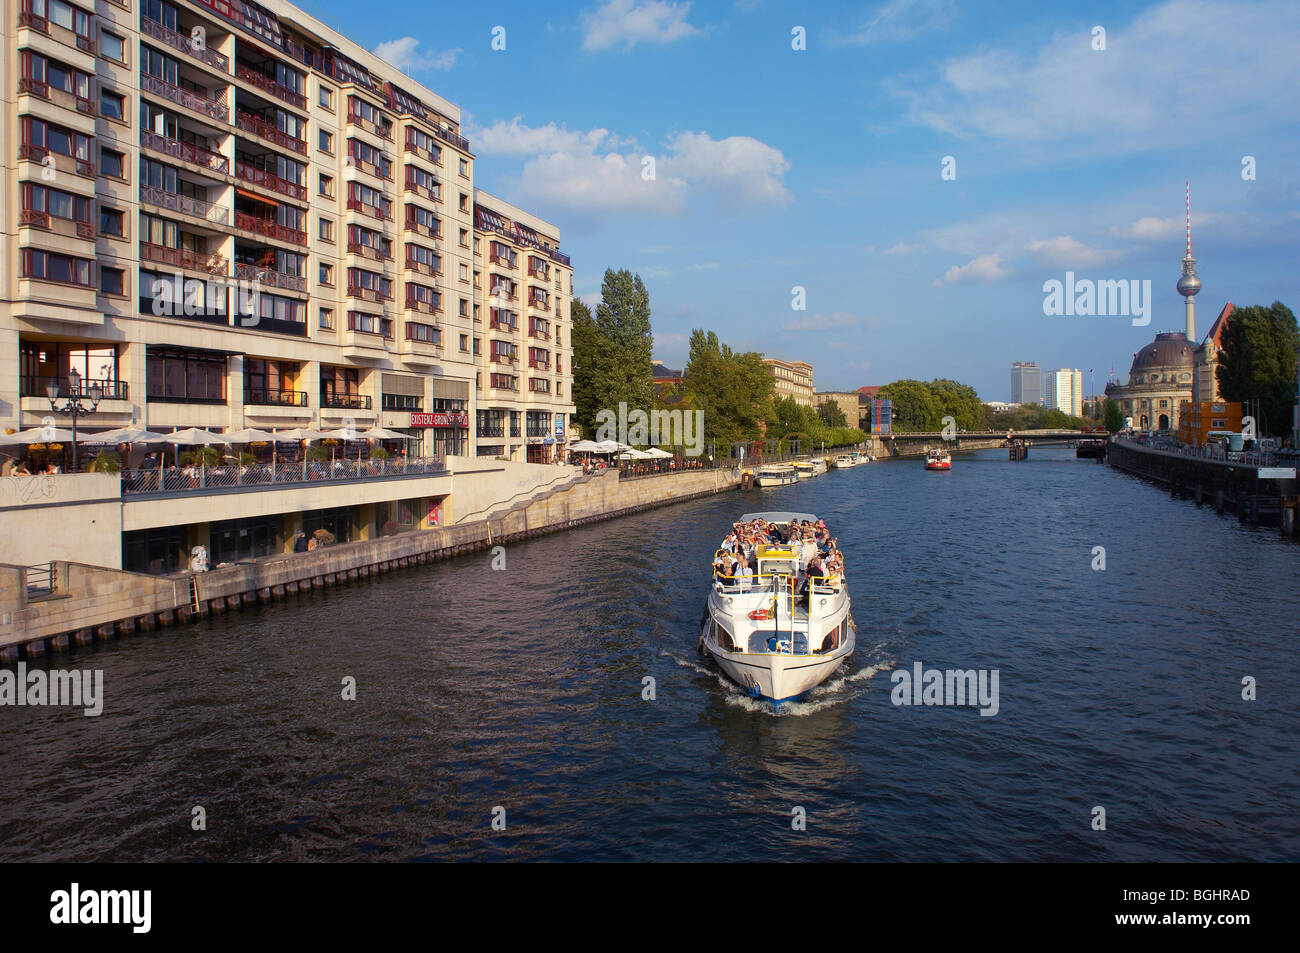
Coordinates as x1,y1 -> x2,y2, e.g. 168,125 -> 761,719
662,649 -> 895,717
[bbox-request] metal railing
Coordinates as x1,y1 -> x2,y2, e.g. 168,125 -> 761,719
140,129 -> 229,173
141,185 -> 231,226
140,242 -> 228,275
322,392 -> 373,409
20,376 -> 128,400
234,160 -> 307,201
235,110 -> 307,154
122,457 -> 447,494
234,260 -> 307,292
233,211 -> 306,246
235,64 -> 307,110
611,457 -> 721,479
140,72 -> 229,122
142,15 -> 229,71
243,387 -> 308,406
25,563 -> 54,598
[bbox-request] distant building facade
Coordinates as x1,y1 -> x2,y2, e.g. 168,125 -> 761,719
1010,362 -> 1042,406
1043,369 -> 1083,417
1192,303 -> 1233,404
763,358 -> 814,407
814,391 -> 861,428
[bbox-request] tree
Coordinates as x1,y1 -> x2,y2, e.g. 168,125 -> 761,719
1216,301 -> 1299,438
571,298 -> 614,437
594,268 -> 654,414
875,380 -> 942,431
1103,398 -> 1125,433
682,330 -> 773,448
816,399 -> 847,428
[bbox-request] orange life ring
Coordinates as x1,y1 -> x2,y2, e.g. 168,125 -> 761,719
748,608 -> 770,620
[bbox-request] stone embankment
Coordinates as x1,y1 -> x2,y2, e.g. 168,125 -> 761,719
1,466 -> 740,662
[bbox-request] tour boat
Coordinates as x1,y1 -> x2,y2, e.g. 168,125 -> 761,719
754,464 -> 799,487
924,448 -> 952,470
700,511 -> 855,703
793,458 -> 826,479
832,454 -> 857,469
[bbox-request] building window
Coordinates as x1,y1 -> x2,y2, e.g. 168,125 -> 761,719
319,263 -> 334,286
319,86 -> 334,110
319,173 -> 334,197
100,148 -> 125,179
100,208 -> 125,236
319,217 -> 334,241
459,228 -> 469,247
459,263 -> 469,282
100,90 -> 125,120
21,249 -> 92,286
459,334 -> 468,351
146,348 -> 226,403
459,193 -> 469,211
458,157 -> 468,176
319,307 -> 335,330
101,31 -> 126,64
319,129 -> 334,154
100,267 -> 125,297
459,298 -> 469,316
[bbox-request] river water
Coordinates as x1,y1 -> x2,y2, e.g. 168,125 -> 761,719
2,446 -> 1296,862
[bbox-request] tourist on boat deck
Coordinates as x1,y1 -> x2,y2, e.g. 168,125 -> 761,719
735,557 -> 754,590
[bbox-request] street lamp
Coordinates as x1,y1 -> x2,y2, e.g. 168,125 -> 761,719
46,368 -> 102,471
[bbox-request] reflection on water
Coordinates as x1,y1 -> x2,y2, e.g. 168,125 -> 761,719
0,447 -> 1297,861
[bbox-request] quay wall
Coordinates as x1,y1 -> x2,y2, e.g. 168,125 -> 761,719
0,466 -> 741,660
0,473 -> 124,569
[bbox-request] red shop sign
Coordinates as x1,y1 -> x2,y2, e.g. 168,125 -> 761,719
410,412 -> 469,428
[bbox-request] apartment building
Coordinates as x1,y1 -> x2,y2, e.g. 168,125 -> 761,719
1010,361 -> 1042,406
1043,368 -> 1083,417
1,0 -> 573,570
472,190 -> 574,463
762,358 -> 814,407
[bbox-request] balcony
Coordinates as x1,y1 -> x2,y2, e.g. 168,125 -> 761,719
235,64 -> 306,110
234,261 -> 307,293
547,248 -> 572,267
140,73 -> 229,123
139,296 -> 229,325
490,253 -> 517,269
247,315 -> 309,337
405,289 -> 439,314
347,282 -> 392,304
529,379 -> 552,394
235,110 -> 306,155
234,160 -> 307,201
431,124 -> 470,152
528,295 -> 551,312
347,313 -> 393,338
20,376 -> 128,400
121,456 -> 448,495
528,327 -> 551,341
347,198 -> 390,221
244,387 -> 308,407
18,143 -> 94,178
233,211 -> 307,246
141,16 -> 230,73
18,76 -> 94,114
347,240 -> 393,263
322,392 -> 373,410
140,186 -> 231,227
405,322 -> 440,345
528,359 -> 552,371
140,129 -> 229,174
140,242 -> 228,275
347,110 -> 393,142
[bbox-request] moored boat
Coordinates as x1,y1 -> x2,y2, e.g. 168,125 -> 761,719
700,511 -> 855,703
832,454 -> 857,469
754,464 -> 799,487
792,458 -> 827,479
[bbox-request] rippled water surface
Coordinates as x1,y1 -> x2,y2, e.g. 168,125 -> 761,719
2,447 -> 1297,861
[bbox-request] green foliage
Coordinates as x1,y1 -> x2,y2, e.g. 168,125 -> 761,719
370,446 -> 390,461
682,330 -> 774,447
982,402 -> 1095,431
180,447 -> 220,467
571,269 -> 655,437
306,445 -> 330,463
766,395 -> 864,451
89,450 -> 121,473
1216,301 -> 1299,438
1103,398 -> 1125,433
874,380 -> 943,431
816,399 -> 847,428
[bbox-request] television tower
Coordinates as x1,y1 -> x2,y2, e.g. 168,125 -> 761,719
1176,181 -> 1201,341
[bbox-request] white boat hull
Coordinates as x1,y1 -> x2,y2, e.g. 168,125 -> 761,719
703,626 -> 855,702
754,471 -> 799,487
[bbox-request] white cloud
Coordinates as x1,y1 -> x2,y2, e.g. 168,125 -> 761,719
687,262 -> 721,271
373,37 -> 461,72
580,0 -> 703,51
482,120 -> 790,219
901,0 -> 1300,150
1025,236 -> 1120,268
467,116 -> 629,157
1109,212 -> 1221,241
782,312 -> 874,332
884,241 -> 926,255
660,131 -> 792,210
935,254 -> 1008,286
831,0 -> 955,46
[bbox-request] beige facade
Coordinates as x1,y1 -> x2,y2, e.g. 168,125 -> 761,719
1104,332 -> 1194,431
471,190 -> 575,462
1,0 -> 574,571
814,390 -> 860,427
763,358 -> 814,407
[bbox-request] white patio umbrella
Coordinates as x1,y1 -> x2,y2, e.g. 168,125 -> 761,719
77,425 -> 167,445
593,439 -> 629,454
618,448 -> 652,460
570,439 -> 602,453
277,427 -> 328,441
222,427 -> 278,444
0,425 -> 77,444
361,426 -> 408,440
162,427 -> 224,445
644,447 -> 675,458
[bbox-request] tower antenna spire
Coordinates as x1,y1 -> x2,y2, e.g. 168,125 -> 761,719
1186,180 -> 1192,258
1177,180 -> 1201,341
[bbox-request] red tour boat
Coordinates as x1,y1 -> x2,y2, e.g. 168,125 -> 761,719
925,448 -> 952,470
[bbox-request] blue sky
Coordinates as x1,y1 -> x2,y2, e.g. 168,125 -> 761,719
298,0 -> 1299,400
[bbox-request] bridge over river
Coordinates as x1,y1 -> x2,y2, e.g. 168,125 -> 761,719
870,429 -> 1100,457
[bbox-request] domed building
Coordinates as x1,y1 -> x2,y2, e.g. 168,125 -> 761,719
1105,332 -> 1196,430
